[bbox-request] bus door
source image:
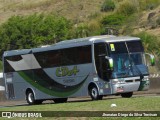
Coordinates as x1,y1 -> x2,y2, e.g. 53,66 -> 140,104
94,43 -> 111,81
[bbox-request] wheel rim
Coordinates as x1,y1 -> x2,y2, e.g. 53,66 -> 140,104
28,93 -> 33,103
91,88 -> 97,98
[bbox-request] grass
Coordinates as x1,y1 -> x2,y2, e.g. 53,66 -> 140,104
17,0 -> 54,10
0,96 -> 160,119
0,0 -> 103,23
0,96 -> 160,111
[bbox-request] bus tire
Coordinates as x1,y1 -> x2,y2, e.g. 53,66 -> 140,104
121,92 -> 133,98
26,91 -> 43,105
53,98 -> 68,103
89,86 -> 103,100
26,91 -> 35,105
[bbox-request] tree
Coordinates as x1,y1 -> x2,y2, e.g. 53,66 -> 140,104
0,14 -> 71,59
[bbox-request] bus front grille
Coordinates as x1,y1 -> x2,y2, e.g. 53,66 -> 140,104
125,79 -> 141,83
7,83 -> 15,99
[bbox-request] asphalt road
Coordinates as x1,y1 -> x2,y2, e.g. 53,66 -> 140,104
0,93 -> 159,108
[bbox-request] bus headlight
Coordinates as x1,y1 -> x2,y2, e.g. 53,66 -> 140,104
112,79 -> 125,84
112,79 -> 119,84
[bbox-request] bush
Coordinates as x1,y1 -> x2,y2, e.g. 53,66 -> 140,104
101,14 -> 126,26
139,0 -> 160,10
136,32 -> 160,70
135,32 -> 160,70
101,0 -> 115,12
101,14 -> 126,35
87,20 -> 104,36
134,32 -> 160,53
156,17 -> 160,25
0,14 -> 71,57
116,0 -> 138,16
71,23 -> 90,38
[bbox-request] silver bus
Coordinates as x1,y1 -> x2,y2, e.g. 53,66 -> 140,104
2,35 -> 155,105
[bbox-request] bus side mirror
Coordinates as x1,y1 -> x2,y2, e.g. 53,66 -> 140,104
150,55 -> 155,66
105,56 -> 114,71
145,53 -> 155,66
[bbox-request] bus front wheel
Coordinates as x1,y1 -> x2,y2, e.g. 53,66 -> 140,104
121,92 -> 133,98
89,86 -> 103,100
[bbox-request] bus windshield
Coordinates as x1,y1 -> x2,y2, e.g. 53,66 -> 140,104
109,41 -> 149,78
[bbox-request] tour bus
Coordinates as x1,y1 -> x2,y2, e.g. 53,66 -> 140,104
2,35 -> 155,105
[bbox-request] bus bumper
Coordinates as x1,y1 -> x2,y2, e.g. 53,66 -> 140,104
111,79 -> 150,94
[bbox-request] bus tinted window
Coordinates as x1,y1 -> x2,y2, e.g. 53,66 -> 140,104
127,41 -> 144,52
4,55 -> 22,73
109,42 -> 127,54
94,43 -> 107,57
34,45 -> 92,68
61,47 -> 78,66
78,45 -> 92,64
4,58 -> 15,73
62,45 -> 92,65
46,50 -> 61,67
34,50 -> 61,68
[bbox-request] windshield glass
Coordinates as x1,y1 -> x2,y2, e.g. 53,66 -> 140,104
109,40 -> 149,78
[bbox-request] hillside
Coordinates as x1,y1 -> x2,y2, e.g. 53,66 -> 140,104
0,0 -> 160,72
133,6 -> 160,37
0,0 -> 103,24
0,0 -> 160,36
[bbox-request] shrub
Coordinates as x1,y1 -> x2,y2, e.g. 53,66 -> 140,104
116,0 -> 138,16
156,17 -> 160,25
0,14 -> 71,57
101,14 -> 126,26
73,23 -> 90,38
139,0 -> 160,10
134,32 -> 160,53
101,0 -> 115,12
135,32 -> 160,70
88,20 -> 105,36
101,14 -> 126,35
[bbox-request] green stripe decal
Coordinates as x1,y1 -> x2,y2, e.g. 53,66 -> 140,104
18,70 -> 88,97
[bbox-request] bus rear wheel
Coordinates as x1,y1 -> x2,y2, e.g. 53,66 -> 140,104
121,92 -> 133,98
53,98 -> 68,103
89,86 -> 103,100
26,91 -> 43,105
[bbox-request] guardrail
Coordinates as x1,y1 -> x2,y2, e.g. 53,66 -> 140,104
149,74 -> 160,78
135,77 -> 160,95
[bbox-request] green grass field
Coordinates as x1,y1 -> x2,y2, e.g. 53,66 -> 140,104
0,96 -> 160,111
0,96 -> 160,119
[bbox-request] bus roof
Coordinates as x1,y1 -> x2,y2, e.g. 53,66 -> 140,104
56,35 -> 140,44
56,35 -> 116,45
3,35 -> 140,57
